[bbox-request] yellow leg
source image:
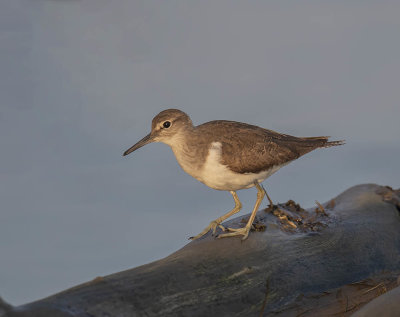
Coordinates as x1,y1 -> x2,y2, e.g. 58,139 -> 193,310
190,191 -> 242,240
218,181 -> 265,241
261,184 -> 274,207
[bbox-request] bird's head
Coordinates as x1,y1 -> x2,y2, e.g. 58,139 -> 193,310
123,109 -> 193,156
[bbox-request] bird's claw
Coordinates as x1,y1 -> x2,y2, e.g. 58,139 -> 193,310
217,226 -> 250,240
189,221 -> 226,240
215,223 -> 226,234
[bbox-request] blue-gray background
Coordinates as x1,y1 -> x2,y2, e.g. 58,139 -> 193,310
1,0 -> 399,305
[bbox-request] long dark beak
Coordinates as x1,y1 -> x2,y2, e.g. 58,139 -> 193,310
123,133 -> 152,156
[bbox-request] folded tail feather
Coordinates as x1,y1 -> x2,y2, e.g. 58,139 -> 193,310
302,136 -> 345,147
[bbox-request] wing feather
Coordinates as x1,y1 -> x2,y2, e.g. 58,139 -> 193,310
196,121 -> 339,174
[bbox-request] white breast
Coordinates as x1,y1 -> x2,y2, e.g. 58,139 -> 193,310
198,142 -> 283,191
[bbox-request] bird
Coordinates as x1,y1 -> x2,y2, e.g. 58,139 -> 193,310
123,109 -> 344,240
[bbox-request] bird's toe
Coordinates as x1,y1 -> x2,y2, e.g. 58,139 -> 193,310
190,220 -> 225,240
217,227 -> 251,240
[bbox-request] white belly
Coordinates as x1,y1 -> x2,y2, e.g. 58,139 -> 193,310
197,142 -> 283,191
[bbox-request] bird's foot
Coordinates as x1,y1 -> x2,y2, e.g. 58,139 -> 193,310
217,226 -> 251,241
189,221 -> 226,240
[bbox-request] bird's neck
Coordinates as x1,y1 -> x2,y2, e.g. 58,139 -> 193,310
164,127 -> 206,178
161,126 -> 195,148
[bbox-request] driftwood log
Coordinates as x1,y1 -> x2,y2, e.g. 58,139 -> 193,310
1,183 -> 400,317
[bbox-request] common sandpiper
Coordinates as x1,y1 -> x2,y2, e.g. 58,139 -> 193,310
123,109 -> 344,240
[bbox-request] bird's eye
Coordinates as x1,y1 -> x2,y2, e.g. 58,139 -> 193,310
163,121 -> 171,128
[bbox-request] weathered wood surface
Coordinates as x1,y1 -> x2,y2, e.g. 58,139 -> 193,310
1,183 -> 400,317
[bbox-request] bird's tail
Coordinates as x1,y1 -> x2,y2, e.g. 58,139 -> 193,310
303,136 -> 345,148
324,139 -> 346,147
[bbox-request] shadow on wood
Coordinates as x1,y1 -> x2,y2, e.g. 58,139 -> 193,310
1,184 -> 400,316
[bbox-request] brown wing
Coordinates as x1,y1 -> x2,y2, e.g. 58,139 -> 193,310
196,121 -> 342,174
